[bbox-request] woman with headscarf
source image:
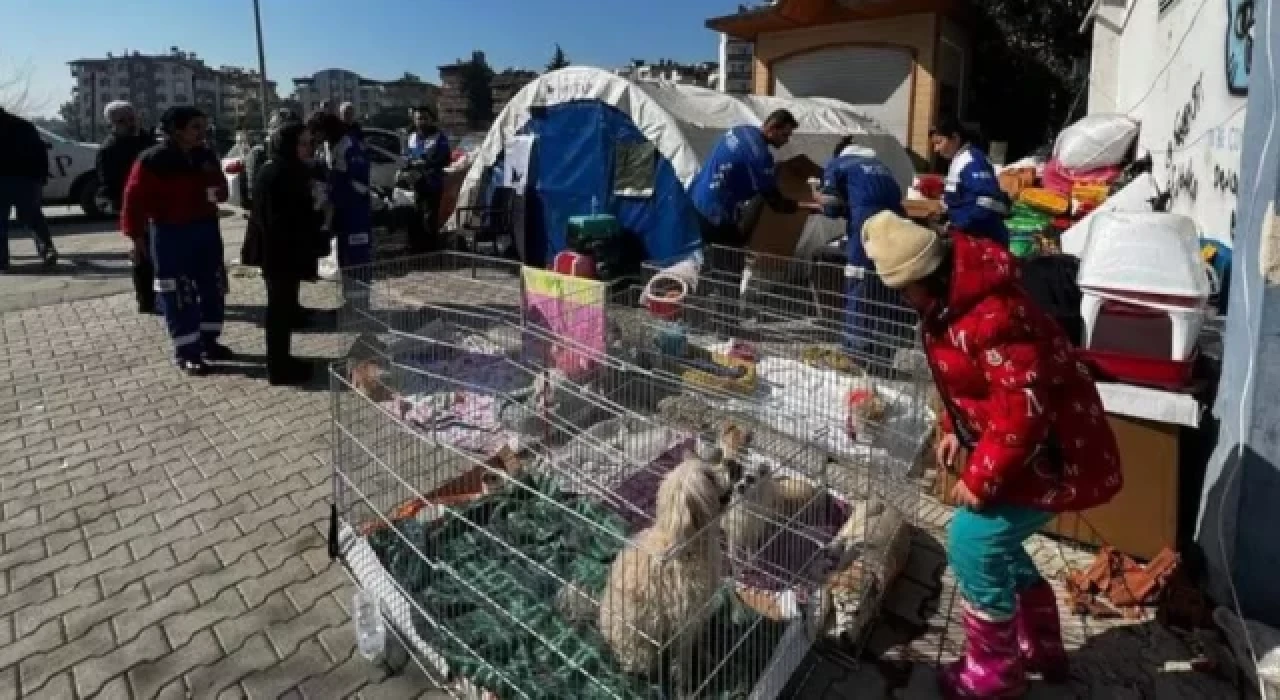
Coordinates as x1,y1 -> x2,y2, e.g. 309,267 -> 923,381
860,212 -> 1123,698
241,122 -> 326,386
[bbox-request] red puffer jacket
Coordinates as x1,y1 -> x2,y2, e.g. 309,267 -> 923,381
925,232 -> 1123,513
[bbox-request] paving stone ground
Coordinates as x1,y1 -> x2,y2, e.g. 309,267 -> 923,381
0,209 -> 1238,699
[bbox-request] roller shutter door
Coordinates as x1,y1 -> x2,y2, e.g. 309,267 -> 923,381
773,46 -> 913,146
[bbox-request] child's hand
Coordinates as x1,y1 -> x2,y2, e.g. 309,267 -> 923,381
935,433 -> 961,471
950,480 -> 984,510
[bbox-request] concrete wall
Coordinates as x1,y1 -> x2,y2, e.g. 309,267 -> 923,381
752,12 -> 939,159
1089,0 -> 1251,241
1196,0 -> 1280,629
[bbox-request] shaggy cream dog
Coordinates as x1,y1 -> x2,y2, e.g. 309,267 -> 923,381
598,452 -> 730,690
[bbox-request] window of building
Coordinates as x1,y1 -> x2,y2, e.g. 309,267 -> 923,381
174,94 -> 188,103
174,80 -> 187,93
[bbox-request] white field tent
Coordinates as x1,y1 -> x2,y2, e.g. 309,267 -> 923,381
457,66 -> 914,265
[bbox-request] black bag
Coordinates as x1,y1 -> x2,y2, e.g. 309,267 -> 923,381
1019,254 -> 1084,346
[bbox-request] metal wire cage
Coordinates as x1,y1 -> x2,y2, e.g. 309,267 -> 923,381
328,252 -> 930,698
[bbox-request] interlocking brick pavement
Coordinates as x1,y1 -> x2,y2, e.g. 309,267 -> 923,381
0,274 -> 450,698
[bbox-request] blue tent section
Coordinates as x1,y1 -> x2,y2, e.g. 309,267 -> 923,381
486,101 -> 704,267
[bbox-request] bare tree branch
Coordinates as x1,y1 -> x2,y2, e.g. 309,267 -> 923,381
0,58 -> 50,116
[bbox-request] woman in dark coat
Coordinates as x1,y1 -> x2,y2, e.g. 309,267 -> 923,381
241,122 -> 326,386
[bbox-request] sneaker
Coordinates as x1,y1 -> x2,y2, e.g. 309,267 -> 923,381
203,342 -> 235,362
178,358 -> 209,377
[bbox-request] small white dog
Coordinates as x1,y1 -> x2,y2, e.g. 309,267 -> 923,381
598,452 -> 730,690
716,421 -> 818,565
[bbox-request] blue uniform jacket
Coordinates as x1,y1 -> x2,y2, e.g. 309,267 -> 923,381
943,144 -> 1010,245
689,125 -> 778,226
328,133 -> 372,236
819,151 -> 905,267
406,130 -> 450,192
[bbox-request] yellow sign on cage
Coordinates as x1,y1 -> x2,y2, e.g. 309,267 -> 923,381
520,266 -> 607,379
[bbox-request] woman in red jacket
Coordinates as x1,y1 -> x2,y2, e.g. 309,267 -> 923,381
862,211 -> 1123,698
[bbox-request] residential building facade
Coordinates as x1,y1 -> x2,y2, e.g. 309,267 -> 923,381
292,69 -> 381,118
719,34 -> 756,94
437,52 -> 537,135
68,47 -> 276,139
613,59 -> 719,88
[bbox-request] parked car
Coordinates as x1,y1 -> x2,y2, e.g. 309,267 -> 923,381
37,127 -> 110,219
221,127 -> 406,209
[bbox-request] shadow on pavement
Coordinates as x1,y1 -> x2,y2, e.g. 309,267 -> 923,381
204,352 -> 329,392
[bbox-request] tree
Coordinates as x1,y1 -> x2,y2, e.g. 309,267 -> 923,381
546,44 -> 571,72
58,101 -> 84,141
962,0 -> 1095,160
459,53 -> 495,130
0,59 -> 47,116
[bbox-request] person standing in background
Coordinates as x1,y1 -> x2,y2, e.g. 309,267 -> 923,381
813,136 -> 908,359
121,106 -> 231,376
311,112 -> 372,301
242,122 -> 326,386
687,109 -> 820,248
404,105 -> 450,253
98,101 -> 157,313
0,105 -> 59,271
930,115 -> 1011,246
245,108 -> 301,210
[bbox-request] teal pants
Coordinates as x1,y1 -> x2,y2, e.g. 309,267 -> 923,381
947,504 -> 1055,619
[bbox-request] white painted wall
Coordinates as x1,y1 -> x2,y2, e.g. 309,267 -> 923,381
1089,0 -> 1252,241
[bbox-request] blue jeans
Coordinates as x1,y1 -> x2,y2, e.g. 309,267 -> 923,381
0,175 -> 55,268
947,504 -> 1054,619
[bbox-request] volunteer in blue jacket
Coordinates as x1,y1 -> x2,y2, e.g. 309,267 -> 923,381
405,106 -> 451,253
816,136 -> 910,356
312,112 -> 372,304
930,116 -> 1010,246
689,109 -> 820,247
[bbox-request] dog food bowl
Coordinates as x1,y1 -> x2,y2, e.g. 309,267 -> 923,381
643,274 -> 688,320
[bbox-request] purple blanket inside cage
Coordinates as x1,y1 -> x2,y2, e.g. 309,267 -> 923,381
607,439 -> 852,593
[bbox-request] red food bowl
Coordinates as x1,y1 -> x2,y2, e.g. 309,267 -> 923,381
642,275 -> 687,320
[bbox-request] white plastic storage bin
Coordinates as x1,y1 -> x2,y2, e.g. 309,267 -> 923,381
1076,212 -> 1210,298
1077,212 -> 1209,364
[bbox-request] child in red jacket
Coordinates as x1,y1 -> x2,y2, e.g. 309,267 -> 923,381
862,211 -> 1123,698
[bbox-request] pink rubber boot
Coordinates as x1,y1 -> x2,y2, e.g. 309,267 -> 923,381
939,605 -> 1028,699
1015,580 -> 1070,683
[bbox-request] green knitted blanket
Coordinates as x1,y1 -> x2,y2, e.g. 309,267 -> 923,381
367,473 -> 789,699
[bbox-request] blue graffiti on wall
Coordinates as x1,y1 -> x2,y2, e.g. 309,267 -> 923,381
1226,0 -> 1255,96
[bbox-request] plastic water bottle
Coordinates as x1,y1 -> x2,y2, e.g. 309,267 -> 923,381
591,195 -> 599,216
353,589 -> 385,661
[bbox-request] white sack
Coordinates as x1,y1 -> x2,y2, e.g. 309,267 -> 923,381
1053,114 -> 1141,171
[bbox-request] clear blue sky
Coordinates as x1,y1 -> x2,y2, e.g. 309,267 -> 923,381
6,0 -> 744,117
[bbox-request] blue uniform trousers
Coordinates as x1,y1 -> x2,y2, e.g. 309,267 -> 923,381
150,220 -> 225,362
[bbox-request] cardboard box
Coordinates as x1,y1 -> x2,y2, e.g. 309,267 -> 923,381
934,413 -> 1179,561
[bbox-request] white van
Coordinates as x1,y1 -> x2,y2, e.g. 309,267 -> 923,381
37,127 -> 110,219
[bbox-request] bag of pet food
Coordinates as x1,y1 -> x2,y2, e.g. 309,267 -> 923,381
1041,158 -> 1125,196
1053,114 -> 1141,171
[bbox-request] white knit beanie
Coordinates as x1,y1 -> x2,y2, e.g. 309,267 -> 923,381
861,211 -> 945,289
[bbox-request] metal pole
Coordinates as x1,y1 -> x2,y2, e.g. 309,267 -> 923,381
253,0 -> 270,131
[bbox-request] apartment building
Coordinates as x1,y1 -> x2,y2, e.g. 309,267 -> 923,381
68,47 -> 276,139
613,59 -> 720,88
719,34 -> 755,94
291,69 -> 440,121
437,52 -> 537,135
